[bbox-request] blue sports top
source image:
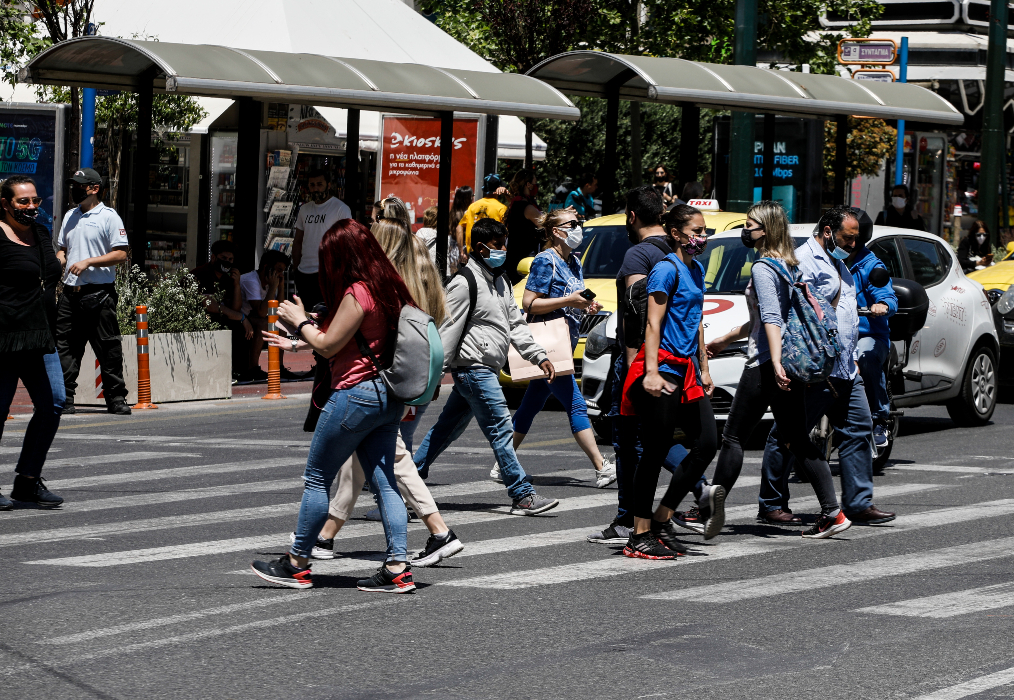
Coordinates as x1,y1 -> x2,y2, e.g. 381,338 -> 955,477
646,253 -> 705,359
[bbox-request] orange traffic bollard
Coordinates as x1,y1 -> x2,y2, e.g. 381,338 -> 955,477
262,299 -> 285,400
132,305 -> 157,410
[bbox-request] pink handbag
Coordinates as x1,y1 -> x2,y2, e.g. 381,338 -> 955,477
507,315 -> 575,381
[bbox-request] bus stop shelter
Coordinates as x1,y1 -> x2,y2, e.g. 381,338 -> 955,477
528,51 -> 964,213
19,36 -> 580,274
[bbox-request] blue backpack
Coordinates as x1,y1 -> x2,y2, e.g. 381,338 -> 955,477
754,258 -> 841,383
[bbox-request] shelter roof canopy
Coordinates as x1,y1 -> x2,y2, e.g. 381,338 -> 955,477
528,51 -> 963,125
20,36 -> 580,121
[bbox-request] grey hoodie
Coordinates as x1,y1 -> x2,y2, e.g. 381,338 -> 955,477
440,257 -> 547,372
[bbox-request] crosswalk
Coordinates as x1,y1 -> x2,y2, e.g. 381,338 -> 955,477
4,430 -> 1014,697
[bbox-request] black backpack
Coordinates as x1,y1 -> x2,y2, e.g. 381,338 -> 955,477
623,237 -> 678,349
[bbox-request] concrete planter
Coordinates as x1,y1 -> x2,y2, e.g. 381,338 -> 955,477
80,330 -> 232,405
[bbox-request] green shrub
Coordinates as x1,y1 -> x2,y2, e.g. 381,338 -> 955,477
115,265 -> 222,335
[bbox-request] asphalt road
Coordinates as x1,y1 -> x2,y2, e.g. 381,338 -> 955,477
1,390 -> 1013,700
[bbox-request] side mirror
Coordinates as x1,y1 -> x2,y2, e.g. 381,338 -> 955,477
516,256 -> 535,277
868,267 -> 891,288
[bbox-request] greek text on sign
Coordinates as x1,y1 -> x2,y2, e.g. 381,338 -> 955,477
853,70 -> 895,83
838,39 -> 896,65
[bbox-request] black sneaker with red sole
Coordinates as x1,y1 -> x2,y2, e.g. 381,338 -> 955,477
357,564 -> 416,593
650,519 -> 689,555
672,507 -> 705,534
623,530 -> 679,560
801,511 -> 852,539
251,556 -> 313,589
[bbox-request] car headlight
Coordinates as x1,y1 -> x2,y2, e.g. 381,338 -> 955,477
583,321 -> 614,360
997,286 -> 1014,315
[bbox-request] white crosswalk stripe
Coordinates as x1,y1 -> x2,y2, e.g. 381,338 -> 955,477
912,665 -> 1014,700
44,457 -> 307,489
25,451 -> 201,470
855,582 -> 1014,619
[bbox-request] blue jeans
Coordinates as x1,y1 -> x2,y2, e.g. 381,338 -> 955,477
0,351 -> 65,478
856,336 -> 890,424
608,353 -> 700,526
414,367 -> 535,501
291,378 -> 406,562
513,374 -> 591,434
759,374 -> 875,516
399,402 -> 429,455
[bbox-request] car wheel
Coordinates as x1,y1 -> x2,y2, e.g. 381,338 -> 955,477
946,345 -> 998,426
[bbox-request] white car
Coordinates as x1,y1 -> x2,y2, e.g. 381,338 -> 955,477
581,225 -> 999,438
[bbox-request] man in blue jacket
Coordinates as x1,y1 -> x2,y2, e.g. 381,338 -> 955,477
849,209 -> 898,449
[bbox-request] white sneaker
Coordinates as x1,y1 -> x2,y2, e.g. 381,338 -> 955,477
595,458 -> 617,488
489,463 -> 503,483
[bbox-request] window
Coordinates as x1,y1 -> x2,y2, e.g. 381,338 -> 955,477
903,237 -> 948,287
867,237 -> 906,278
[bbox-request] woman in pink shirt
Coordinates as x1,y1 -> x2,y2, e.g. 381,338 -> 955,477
251,219 -> 419,593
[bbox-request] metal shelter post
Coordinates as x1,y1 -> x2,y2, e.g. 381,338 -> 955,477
761,114 -> 775,202
484,115 -> 499,176
678,104 -> 700,194
233,97 -> 260,272
436,112 -> 453,283
130,68 -> 155,268
835,115 -> 849,205
894,37 -> 909,187
980,0 -> 1008,247
346,108 -> 361,220
728,0 -> 757,212
603,93 -> 619,214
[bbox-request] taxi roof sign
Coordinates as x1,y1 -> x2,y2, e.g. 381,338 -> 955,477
687,199 -> 721,211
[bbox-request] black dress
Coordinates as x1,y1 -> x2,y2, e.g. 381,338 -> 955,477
0,223 -> 62,354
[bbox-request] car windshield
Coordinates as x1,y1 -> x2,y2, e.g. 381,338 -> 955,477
580,224 -> 806,293
698,237 -> 808,293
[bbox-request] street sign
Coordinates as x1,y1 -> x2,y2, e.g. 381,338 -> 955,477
853,69 -> 896,82
838,38 -> 897,65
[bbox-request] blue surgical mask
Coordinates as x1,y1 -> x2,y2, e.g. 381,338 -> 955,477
486,250 -> 507,268
829,245 -> 850,260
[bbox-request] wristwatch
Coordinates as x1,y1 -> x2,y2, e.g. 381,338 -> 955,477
290,336 -> 298,351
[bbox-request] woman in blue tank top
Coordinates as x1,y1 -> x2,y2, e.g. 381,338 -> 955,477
622,204 -> 718,560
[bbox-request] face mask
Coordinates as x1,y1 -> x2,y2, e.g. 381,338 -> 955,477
71,185 -> 89,205
977,234 -> 987,243
684,233 -> 708,257
485,250 -> 506,268
741,228 -> 761,249
6,205 -> 38,226
310,190 -> 327,204
827,236 -> 852,260
219,259 -> 233,273
559,226 -> 583,250
892,196 -> 907,209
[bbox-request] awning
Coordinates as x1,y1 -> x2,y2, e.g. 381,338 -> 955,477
19,36 -> 581,122
528,51 -> 963,125
311,107 -> 547,160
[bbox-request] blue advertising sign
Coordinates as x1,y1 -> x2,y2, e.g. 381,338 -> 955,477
0,109 -> 59,232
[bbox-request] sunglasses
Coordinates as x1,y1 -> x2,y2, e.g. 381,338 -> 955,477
11,197 -> 43,206
557,220 -> 581,231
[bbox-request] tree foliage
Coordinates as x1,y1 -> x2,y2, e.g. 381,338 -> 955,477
824,117 -> 897,185
424,0 -> 887,202
116,265 -> 220,335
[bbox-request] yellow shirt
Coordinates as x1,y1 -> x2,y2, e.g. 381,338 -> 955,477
459,197 -> 508,250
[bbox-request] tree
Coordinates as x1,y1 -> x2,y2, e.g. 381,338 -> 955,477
424,0 -> 594,167
0,1 -> 98,174
426,0 -> 886,204
94,91 -> 207,206
824,117 -> 897,190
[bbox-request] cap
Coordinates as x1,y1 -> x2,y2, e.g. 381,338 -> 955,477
68,168 -> 102,185
482,173 -> 503,194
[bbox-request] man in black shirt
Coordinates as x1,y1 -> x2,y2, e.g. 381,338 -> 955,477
874,183 -> 926,230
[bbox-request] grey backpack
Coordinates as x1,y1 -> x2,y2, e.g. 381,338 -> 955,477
356,304 -> 444,406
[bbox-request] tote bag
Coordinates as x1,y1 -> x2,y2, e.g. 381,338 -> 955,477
507,315 -> 575,381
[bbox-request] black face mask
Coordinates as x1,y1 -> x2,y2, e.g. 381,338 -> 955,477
70,185 -> 89,205
218,258 -> 233,273
6,204 -> 38,226
741,228 -> 760,249
310,190 -> 327,204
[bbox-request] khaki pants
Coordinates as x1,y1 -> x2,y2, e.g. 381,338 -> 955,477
329,428 -> 438,520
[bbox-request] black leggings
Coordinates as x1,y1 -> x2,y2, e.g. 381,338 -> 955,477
630,376 -> 718,520
712,361 -> 839,513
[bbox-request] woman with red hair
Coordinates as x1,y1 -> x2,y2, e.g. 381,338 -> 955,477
251,219 -> 418,593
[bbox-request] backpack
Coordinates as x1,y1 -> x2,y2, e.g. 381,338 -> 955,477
449,266 -> 479,362
754,257 -> 840,383
623,237 -> 676,349
356,304 -> 444,406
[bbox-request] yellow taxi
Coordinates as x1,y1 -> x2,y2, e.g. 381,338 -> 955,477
499,201 -> 748,387
967,242 -> 1014,293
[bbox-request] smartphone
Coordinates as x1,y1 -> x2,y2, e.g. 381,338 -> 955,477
579,288 -> 597,300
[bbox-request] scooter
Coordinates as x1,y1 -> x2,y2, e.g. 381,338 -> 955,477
805,268 -> 929,472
